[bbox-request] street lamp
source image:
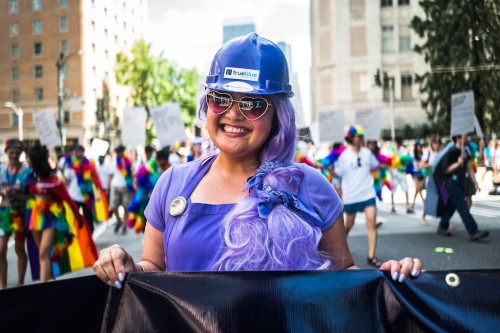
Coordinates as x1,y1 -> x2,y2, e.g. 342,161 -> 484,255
56,49 -> 83,146
3,102 -> 23,141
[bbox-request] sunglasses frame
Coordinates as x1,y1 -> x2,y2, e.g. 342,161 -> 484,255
206,90 -> 272,121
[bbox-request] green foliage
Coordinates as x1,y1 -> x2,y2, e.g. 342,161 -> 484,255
115,40 -> 199,143
410,0 -> 500,135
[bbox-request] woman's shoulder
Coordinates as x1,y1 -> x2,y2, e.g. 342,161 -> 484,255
292,162 -> 329,184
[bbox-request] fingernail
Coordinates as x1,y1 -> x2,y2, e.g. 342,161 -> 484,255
118,272 -> 124,282
107,280 -> 113,286
411,269 -> 418,277
114,281 -> 122,289
398,273 -> 406,283
392,272 -> 399,281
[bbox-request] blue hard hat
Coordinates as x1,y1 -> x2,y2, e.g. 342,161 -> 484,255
204,33 -> 293,97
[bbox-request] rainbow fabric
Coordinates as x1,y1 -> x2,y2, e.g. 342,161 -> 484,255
66,156 -> 94,209
295,151 -> 315,167
116,155 -> 134,192
372,154 -> 393,201
468,141 -> 478,173
386,146 -> 415,175
25,175 -> 98,279
318,146 -> 347,169
127,158 -> 159,233
0,207 -> 25,241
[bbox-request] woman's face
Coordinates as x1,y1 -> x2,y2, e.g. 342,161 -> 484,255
206,91 -> 275,159
6,148 -> 22,163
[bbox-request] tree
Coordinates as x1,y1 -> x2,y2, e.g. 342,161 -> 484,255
115,40 -> 199,144
411,1 -> 500,135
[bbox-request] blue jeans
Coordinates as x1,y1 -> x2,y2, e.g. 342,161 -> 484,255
439,180 -> 478,235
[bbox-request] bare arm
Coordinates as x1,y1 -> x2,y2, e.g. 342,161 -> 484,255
319,213 -> 357,270
137,223 -> 166,271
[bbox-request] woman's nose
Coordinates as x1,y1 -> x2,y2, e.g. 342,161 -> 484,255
224,100 -> 244,120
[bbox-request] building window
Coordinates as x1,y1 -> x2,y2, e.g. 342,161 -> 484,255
105,49 -> 109,60
92,43 -> 96,54
123,21 -> 127,31
92,66 -> 97,76
398,0 -> 410,5
34,88 -> 44,101
9,0 -> 18,13
35,65 -> 43,79
382,26 -> 395,53
9,22 -> 19,36
383,76 -> 392,101
60,40 -> 68,54
91,21 -> 95,32
32,0 -> 42,11
34,42 -> 42,56
13,113 -> 19,126
60,0 -> 68,8
104,7 -> 108,17
381,0 -> 393,7
12,89 -> 20,103
64,111 -> 70,124
11,67 -> 20,81
60,17 -> 68,31
10,44 -> 19,59
401,73 -> 413,100
399,36 -> 411,52
104,28 -> 108,38
33,19 -> 42,34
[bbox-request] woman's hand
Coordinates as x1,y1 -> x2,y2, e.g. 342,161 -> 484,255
93,244 -> 137,289
379,257 -> 422,283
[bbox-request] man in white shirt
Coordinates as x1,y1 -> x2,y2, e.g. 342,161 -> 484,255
334,126 -> 383,268
108,145 -> 135,234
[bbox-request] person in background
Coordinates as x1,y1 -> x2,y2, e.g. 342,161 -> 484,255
481,139 -> 493,182
25,145 -> 90,282
108,145 -> 135,234
96,154 -> 111,202
490,140 -> 500,195
0,139 -> 30,288
434,136 -> 488,241
390,137 -> 414,214
62,145 -> 104,234
420,136 -> 442,225
412,142 -> 426,210
334,126 -> 384,268
94,33 -> 421,288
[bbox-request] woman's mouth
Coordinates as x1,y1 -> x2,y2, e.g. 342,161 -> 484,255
221,125 -> 248,134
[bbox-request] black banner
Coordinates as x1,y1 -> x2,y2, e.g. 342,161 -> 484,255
1,270 -> 499,332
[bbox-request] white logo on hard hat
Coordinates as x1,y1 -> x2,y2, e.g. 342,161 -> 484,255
223,67 -> 260,82
222,81 -> 254,92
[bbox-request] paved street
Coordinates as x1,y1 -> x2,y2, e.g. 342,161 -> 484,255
4,168 -> 500,288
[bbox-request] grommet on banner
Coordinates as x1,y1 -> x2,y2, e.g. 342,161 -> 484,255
169,197 -> 187,216
445,273 -> 460,287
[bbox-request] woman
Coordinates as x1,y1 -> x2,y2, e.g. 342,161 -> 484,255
412,142 -> 425,209
420,136 -> 442,225
0,139 -> 30,288
94,33 -> 421,289
25,145 -> 87,282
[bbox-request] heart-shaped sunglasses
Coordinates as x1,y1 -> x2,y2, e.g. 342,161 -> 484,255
206,91 -> 272,121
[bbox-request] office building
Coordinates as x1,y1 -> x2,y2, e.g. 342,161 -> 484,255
223,17 -> 255,43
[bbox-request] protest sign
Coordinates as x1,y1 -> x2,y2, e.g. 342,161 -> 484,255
290,73 -> 307,129
451,91 -> 475,136
355,108 -> 381,141
33,109 -> 61,148
90,138 -> 110,158
317,109 -> 345,144
122,107 -> 147,147
151,103 -> 187,148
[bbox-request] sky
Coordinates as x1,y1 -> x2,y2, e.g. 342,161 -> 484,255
146,0 -> 312,123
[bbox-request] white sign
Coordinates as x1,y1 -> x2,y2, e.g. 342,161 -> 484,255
33,109 -> 62,148
318,109 -> 345,144
151,103 -> 187,148
90,138 -> 110,158
290,73 -> 307,129
451,91 -> 475,136
355,108 -> 381,141
122,107 -> 147,147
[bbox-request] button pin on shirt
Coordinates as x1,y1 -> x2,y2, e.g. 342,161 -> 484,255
169,197 -> 188,216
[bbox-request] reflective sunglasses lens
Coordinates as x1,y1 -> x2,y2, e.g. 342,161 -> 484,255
208,92 -> 232,114
239,97 -> 268,120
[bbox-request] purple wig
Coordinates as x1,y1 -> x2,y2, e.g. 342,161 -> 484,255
199,94 -> 330,270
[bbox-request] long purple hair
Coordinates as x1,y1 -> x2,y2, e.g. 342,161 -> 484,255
199,94 -> 330,270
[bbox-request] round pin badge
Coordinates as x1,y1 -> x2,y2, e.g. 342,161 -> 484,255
169,197 -> 187,217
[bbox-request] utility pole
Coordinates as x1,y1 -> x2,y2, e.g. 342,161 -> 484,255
374,68 -> 395,141
56,52 -> 66,146
3,102 -> 23,141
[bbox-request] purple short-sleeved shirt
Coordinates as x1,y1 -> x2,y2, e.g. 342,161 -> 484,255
144,156 -> 343,271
